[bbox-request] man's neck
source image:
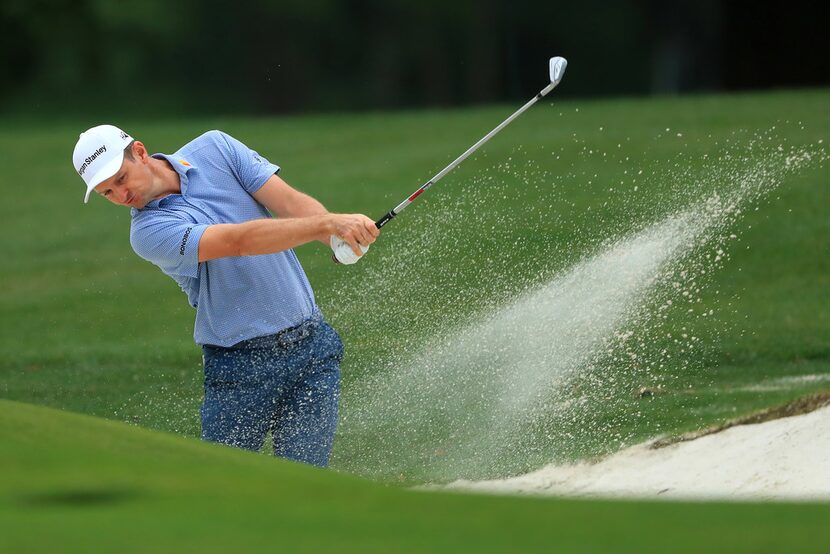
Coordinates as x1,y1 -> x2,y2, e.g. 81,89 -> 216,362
150,156 -> 181,200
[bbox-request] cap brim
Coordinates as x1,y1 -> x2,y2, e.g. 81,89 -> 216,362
83,152 -> 125,203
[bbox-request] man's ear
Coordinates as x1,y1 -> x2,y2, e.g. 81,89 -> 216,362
133,141 -> 149,162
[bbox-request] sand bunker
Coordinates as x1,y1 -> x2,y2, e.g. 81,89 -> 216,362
445,394 -> 830,501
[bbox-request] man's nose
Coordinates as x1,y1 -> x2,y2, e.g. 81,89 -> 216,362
116,188 -> 130,203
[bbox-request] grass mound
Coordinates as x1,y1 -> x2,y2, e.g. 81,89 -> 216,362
2,399 -> 829,553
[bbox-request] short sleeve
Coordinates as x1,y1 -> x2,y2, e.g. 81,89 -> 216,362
130,213 -> 209,278
216,131 -> 281,194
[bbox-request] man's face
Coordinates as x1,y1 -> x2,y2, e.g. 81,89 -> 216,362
93,142 -> 154,209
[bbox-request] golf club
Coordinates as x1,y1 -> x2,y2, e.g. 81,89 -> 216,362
332,56 -> 568,264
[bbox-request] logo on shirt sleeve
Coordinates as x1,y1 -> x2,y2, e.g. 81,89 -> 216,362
179,227 -> 193,255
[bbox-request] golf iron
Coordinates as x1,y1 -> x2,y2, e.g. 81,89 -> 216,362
332,56 -> 568,264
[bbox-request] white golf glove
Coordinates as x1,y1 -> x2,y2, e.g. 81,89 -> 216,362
330,235 -> 370,265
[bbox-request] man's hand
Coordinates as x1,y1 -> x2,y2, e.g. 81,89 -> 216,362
326,213 -> 379,257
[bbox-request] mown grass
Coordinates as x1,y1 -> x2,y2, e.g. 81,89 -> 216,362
2,400 -> 829,554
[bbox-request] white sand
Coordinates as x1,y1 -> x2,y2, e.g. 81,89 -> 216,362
445,406 -> 830,501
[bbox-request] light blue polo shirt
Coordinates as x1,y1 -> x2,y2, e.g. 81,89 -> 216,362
130,130 -> 317,347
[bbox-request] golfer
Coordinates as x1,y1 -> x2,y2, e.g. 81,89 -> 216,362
72,125 -> 378,467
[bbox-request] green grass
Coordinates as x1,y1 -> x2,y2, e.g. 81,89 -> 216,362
1,89 -> 829,480
2,399 -> 829,554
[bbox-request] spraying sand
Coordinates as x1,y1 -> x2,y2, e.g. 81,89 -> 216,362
333,134 -> 825,484
445,400 -> 830,501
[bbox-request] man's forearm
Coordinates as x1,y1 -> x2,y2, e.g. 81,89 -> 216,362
279,188 -> 328,218
248,175 -> 378,253
199,216 -> 332,262
282,191 -> 332,245
252,176 -> 330,244
254,174 -> 328,219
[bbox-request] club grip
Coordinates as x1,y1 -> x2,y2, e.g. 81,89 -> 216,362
375,210 -> 396,229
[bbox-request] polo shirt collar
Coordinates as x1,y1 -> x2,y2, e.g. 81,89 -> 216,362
153,153 -> 197,180
141,153 -> 198,209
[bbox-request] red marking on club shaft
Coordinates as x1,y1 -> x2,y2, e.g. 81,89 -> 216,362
408,188 -> 427,202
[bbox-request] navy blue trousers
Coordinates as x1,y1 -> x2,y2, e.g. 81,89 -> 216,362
200,314 -> 343,467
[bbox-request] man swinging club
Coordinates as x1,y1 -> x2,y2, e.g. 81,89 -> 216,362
72,125 -> 378,466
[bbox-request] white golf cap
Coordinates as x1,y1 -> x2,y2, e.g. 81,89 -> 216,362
73,124 -> 134,203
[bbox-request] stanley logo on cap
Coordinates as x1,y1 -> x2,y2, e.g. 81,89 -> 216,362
77,145 -> 108,177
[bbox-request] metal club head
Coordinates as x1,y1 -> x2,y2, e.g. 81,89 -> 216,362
549,56 -> 567,85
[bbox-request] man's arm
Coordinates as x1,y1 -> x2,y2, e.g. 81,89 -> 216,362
253,174 -> 329,244
248,172 -> 380,257
198,213 -> 378,262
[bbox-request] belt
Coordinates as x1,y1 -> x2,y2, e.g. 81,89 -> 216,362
273,311 -> 323,348
218,310 -> 324,350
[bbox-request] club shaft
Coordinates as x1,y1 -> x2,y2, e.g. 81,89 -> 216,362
374,81 -> 557,229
